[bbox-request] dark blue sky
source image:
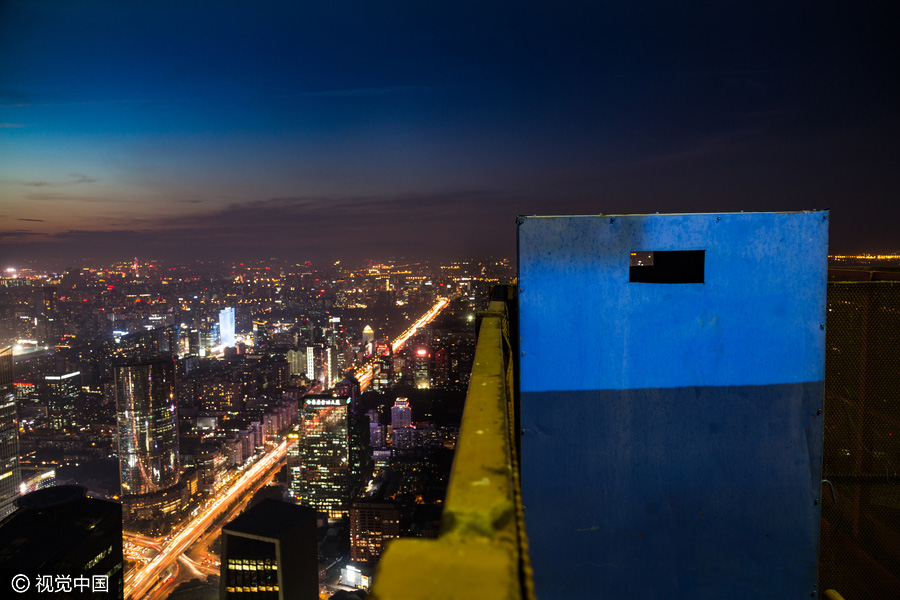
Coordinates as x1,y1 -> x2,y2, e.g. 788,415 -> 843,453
1,1 -> 897,265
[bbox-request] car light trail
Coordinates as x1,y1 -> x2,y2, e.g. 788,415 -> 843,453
355,297 -> 449,391
125,439 -> 294,599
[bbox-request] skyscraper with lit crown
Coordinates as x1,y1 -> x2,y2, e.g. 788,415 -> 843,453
391,397 -> 411,428
296,395 -> 349,520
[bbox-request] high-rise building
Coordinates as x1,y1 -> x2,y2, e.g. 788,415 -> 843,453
44,370 -> 80,430
0,347 -> 19,520
221,499 -> 318,599
362,325 -> 375,346
325,346 -> 343,389
219,307 -> 235,348
286,430 -> 303,500
413,348 -> 430,388
305,345 -> 316,382
252,320 -> 269,349
391,398 -> 411,429
296,395 -> 349,519
0,485 -> 123,597
115,359 -> 181,527
117,325 -> 180,362
286,347 -> 306,377
369,423 -> 385,449
335,377 -> 367,499
350,501 -> 400,564
371,341 -> 393,391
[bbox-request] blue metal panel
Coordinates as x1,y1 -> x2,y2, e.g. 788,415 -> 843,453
518,212 -> 829,392
518,212 -> 828,600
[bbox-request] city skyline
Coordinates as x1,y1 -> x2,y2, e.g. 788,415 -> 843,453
1,254 -> 475,597
1,1 -> 898,265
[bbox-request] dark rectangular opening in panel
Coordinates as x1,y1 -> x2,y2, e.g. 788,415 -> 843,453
629,250 -> 705,283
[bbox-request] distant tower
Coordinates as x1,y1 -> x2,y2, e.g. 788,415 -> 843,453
133,256 -> 139,277
362,325 -> 375,346
391,397 -> 412,428
0,347 -> 20,520
115,359 -> 180,527
219,307 -> 235,347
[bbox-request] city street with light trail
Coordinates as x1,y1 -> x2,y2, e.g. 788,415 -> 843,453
125,438 -> 294,599
356,297 -> 450,390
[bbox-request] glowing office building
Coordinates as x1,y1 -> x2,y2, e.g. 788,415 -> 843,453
0,347 -> 20,520
295,395 -> 349,519
219,307 -> 235,348
115,359 -> 180,525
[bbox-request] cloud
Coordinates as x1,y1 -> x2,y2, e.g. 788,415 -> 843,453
17,173 -> 98,188
0,123 -> 25,128
0,230 -> 45,240
0,189 -> 524,262
115,190 -> 530,260
18,218 -> 45,222
177,191 -> 507,233
24,193 -> 129,203
52,229 -> 145,240
176,199 -> 205,204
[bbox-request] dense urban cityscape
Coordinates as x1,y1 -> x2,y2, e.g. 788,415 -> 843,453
0,256 -> 511,598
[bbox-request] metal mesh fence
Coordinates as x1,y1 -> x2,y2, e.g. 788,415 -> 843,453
820,280 -> 900,599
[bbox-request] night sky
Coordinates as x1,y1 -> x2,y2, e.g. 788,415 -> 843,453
1,1 -> 897,266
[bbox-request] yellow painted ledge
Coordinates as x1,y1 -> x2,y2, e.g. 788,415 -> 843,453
371,538 -> 520,600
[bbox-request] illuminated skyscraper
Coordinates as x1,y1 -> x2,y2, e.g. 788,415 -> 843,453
0,347 -> 20,520
115,359 -> 180,526
350,501 -> 400,564
252,320 -> 269,349
286,431 -> 303,500
372,342 -> 393,391
413,348 -> 430,388
118,325 -> 180,361
305,345 -> 317,382
391,397 -> 411,428
219,307 -> 235,348
296,395 -> 349,519
44,370 -> 80,430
